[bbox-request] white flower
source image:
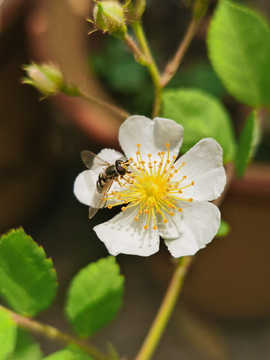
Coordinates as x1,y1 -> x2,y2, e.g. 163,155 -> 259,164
74,115 -> 226,257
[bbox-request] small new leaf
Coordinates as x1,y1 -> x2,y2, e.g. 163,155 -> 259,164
0,229 -> 58,316
65,257 -> 124,337
235,112 -> 260,178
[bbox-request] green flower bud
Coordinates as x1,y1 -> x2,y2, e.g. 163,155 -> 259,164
22,63 -> 64,97
193,0 -> 208,20
92,1 -> 127,39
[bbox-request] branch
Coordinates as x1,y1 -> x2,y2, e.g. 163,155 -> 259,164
0,305 -> 110,360
79,90 -> 130,121
161,18 -> 200,87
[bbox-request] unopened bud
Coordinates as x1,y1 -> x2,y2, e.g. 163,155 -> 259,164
91,1 -> 127,39
193,0 -> 208,20
22,63 -> 80,98
22,63 -> 64,97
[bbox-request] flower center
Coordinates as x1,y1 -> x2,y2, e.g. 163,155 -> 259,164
106,143 -> 194,230
142,181 -> 159,196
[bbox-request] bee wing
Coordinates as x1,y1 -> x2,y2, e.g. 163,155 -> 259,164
88,179 -> 114,219
81,150 -> 110,170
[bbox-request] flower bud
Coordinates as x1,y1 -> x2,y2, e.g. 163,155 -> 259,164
22,63 -> 64,97
92,1 -> 127,39
193,0 -> 208,20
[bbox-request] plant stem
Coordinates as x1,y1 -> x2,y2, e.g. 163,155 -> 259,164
79,90 -> 130,121
0,305 -> 110,360
123,34 -> 149,65
131,21 -> 162,117
134,256 -> 193,360
161,18 -> 200,87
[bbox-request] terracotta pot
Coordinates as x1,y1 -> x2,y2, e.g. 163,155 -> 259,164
181,162 -> 270,318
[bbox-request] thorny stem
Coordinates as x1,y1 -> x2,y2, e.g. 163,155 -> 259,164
134,256 -> 193,360
131,21 -> 162,117
0,305 -> 110,360
161,18 -> 200,87
79,90 -> 130,121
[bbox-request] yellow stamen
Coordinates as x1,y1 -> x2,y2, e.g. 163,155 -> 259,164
105,142 -> 195,230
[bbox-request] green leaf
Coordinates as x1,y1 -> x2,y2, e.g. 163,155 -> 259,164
0,229 -> 58,316
170,62 -> 226,99
43,347 -> 93,360
216,220 -> 230,237
207,1 -> 270,107
235,111 -> 260,178
8,328 -> 43,360
0,307 -> 17,360
162,88 -> 236,162
43,350 -> 74,360
65,257 -> 124,337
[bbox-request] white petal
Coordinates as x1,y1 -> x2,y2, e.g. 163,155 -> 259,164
74,170 -> 97,206
163,201 -> 220,257
94,206 -> 160,256
157,210 -> 182,240
73,170 -> 123,207
173,138 -> 226,201
92,148 -> 124,175
119,116 -> 184,162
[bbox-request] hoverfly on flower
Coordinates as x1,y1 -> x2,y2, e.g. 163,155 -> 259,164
74,116 -> 226,258
80,150 -> 132,218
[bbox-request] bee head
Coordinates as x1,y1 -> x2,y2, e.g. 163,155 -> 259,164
115,159 -> 130,176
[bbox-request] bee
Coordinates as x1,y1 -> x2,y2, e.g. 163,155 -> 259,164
81,150 -> 131,219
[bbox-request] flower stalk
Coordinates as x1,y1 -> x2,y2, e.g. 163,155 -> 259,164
134,256 -> 193,360
160,18 -> 200,87
79,90 -> 130,120
123,34 -> 149,65
0,305 -> 110,360
131,21 -> 162,117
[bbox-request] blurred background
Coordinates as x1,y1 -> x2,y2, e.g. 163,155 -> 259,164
1,0 -> 270,358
